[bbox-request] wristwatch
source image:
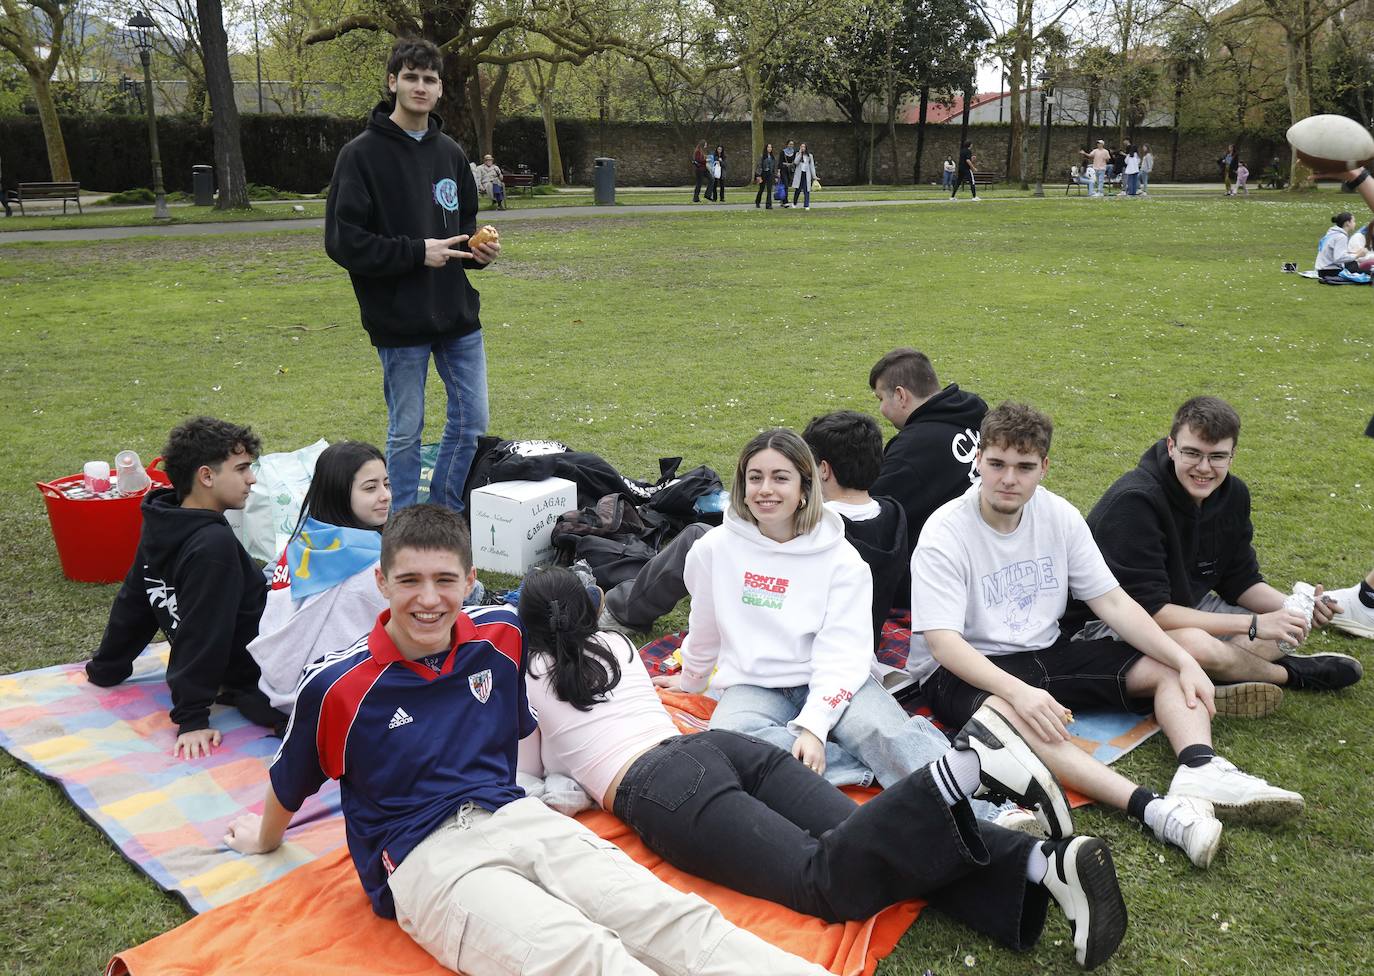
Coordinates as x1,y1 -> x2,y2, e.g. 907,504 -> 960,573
1344,168 -> 1371,192
1248,614 -> 1258,641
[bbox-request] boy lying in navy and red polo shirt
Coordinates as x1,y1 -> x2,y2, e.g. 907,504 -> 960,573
225,504 -> 828,976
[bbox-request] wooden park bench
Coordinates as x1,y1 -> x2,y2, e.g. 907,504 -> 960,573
17,181 -> 83,215
501,171 -> 537,197
971,170 -> 1003,188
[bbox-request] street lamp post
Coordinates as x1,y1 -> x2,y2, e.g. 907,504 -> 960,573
125,11 -> 170,221
1034,73 -> 1054,198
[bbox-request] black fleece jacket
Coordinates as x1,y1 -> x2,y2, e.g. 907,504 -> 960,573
325,102 -> 484,348
1075,439 -> 1264,626
87,488 -> 268,735
836,497 -> 909,649
870,384 -> 987,608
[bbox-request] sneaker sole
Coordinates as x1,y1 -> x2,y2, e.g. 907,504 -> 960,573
1204,795 -> 1305,826
1331,616 -> 1374,639
1213,681 -> 1283,718
1060,837 -> 1129,969
966,705 -> 1074,839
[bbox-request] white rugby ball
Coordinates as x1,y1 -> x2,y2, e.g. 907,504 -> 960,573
1286,114 -> 1374,172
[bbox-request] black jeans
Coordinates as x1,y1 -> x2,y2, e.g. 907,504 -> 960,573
693,169 -> 707,201
613,730 -> 1046,945
952,165 -> 977,197
754,174 -> 774,208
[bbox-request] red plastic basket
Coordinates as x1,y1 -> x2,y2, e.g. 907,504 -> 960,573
35,457 -> 171,584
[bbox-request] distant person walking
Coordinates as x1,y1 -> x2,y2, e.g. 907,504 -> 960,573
778,140 -> 797,208
693,140 -> 708,202
1218,145 -> 1237,195
950,141 -> 978,200
792,142 -> 817,210
754,143 -> 777,209
1139,145 -> 1154,196
708,145 -> 726,202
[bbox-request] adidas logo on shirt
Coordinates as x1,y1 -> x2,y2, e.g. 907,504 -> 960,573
388,707 -> 414,730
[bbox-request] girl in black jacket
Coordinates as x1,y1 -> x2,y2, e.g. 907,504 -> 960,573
754,144 -> 777,209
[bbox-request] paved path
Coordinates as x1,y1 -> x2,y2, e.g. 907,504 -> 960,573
0,194 -> 1052,244
0,186 -> 1219,244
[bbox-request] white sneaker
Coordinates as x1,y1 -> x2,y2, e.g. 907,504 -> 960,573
1150,795 -> 1222,868
955,704 -> 1074,838
1328,584 -> 1374,638
1041,836 -> 1128,969
1169,757 -> 1304,825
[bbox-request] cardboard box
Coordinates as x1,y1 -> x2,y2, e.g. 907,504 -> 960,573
470,477 -> 577,575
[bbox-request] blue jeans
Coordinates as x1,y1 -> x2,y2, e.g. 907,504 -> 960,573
376,330 -> 489,512
1139,171 -> 1150,193
1087,169 -> 1102,194
792,180 -> 811,207
943,171 -> 954,189
709,676 -> 1000,819
1125,173 -> 1139,195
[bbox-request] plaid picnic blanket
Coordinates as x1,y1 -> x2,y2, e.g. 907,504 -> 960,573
0,645 -> 344,913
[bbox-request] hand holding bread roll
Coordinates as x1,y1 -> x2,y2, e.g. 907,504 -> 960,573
469,225 -> 499,250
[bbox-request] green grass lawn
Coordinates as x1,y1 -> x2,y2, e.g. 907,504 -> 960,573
1,196 -> 1372,974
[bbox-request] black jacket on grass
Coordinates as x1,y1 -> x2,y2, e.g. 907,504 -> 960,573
87,488 -> 268,735
325,102 -> 485,348
1064,439 -> 1264,635
835,497 -> 909,649
870,384 -> 987,608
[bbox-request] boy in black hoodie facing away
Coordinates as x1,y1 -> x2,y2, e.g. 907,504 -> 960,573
803,411 -> 908,650
325,37 -> 500,515
868,349 -> 988,609
1071,396 -> 1361,706
87,417 -> 286,759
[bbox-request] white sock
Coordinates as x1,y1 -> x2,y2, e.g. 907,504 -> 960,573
1026,843 -> 1049,885
929,748 -> 982,806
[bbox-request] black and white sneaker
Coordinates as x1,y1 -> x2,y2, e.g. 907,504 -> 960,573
1041,836 -> 1128,969
1281,652 -> 1363,691
955,704 -> 1074,839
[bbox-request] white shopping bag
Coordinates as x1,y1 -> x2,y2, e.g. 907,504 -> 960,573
236,439 -> 329,561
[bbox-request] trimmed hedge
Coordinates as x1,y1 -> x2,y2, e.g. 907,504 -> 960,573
0,113 -> 588,193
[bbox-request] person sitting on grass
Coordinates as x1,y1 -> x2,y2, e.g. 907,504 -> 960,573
224,505 -> 831,976
908,402 -> 1306,870
1068,396 -> 1361,716
247,441 -> 392,712
653,429 -> 1031,812
801,410 -> 908,650
1315,211 -> 1359,279
87,416 -> 287,758
517,567 -> 1127,971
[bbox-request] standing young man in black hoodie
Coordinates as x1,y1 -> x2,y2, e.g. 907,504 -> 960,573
87,417 -> 286,759
325,38 -> 501,514
1074,397 -> 1361,705
868,348 -> 987,609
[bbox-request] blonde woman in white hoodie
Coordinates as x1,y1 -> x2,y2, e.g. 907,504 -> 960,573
656,429 -> 1020,795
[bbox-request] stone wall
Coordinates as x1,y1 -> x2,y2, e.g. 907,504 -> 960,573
564,120 -> 1284,186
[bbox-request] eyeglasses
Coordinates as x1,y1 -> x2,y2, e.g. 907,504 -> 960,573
1176,447 -> 1233,466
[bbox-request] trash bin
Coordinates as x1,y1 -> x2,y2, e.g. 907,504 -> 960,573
594,157 -> 616,206
192,164 -> 215,206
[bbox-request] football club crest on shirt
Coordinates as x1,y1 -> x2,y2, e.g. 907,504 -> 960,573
468,669 -> 493,704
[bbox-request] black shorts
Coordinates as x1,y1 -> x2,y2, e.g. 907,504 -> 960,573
921,635 -> 1152,729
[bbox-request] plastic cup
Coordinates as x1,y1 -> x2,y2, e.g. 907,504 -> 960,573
84,460 -> 112,494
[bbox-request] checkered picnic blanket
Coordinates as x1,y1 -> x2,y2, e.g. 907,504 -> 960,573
0,645 -> 344,913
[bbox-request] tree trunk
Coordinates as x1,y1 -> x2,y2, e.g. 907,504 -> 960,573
912,85 -> 929,184
1007,49 -> 1023,184
1019,78 -> 1032,189
958,72 -> 975,161
1170,80 -> 1182,181
886,75 -> 899,183
1283,32 -> 1313,189
27,73 -> 72,181
539,91 -> 564,185
745,57 -> 765,171
1085,88 -> 1095,148
197,0 -> 250,209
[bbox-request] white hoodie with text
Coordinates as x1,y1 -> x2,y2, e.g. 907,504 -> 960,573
678,507 -> 876,742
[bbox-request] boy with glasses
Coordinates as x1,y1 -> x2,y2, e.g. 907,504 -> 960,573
1070,397 -> 1361,709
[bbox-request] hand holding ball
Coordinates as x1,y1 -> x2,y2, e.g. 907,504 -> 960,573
1286,114 -> 1374,173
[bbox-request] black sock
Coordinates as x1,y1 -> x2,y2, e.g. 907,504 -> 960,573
1360,581 -> 1374,609
1177,744 -> 1216,769
1127,785 -> 1160,823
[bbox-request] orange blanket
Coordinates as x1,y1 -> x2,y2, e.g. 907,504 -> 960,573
108,804 -> 919,976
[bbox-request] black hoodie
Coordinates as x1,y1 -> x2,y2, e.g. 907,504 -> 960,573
870,383 -> 987,608
325,101 -> 484,348
1067,439 -> 1263,632
87,488 -> 268,735
835,497 -> 909,648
